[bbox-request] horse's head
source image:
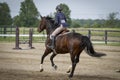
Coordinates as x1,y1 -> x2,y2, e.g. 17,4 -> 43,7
37,15 -> 55,34
37,16 -> 47,33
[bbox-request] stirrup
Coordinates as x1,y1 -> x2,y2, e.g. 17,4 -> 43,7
47,45 -> 57,54
47,45 -> 54,49
53,49 -> 57,54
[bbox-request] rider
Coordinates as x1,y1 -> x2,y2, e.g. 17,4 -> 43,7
48,4 -> 68,49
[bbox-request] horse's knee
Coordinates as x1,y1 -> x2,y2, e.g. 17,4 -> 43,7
50,54 -> 56,60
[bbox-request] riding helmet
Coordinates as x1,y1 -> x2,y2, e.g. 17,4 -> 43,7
56,5 -> 62,11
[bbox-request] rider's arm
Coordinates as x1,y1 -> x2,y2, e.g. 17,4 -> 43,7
54,13 -> 59,26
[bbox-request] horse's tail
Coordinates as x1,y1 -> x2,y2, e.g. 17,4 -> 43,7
83,36 -> 106,57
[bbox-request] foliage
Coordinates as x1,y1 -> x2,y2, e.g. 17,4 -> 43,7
13,15 -> 21,26
13,0 -> 39,27
71,12 -> 120,28
0,2 -> 12,25
0,1 -> 119,28
71,19 -> 81,28
71,19 -> 105,28
104,12 -> 120,28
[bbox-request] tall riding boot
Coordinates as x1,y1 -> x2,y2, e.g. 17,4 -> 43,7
47,36 -> 55,49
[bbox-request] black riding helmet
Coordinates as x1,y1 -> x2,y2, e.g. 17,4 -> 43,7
56,5 -> 62,11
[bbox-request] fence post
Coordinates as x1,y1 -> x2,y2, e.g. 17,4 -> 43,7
0,26 -> 2,34
105,30 -> 108,44
29,28 -> 35,49
10,26 -> 12,34
88,30 -> 91,39
13,26 -> 21,49
4,26 -> 6,38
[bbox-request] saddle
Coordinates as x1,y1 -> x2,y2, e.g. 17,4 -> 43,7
56,28 -> 70,36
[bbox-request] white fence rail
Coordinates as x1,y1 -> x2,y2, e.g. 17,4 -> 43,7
0,34 -> 47,37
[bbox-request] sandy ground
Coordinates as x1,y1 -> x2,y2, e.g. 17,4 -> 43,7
0,43 -> 120,80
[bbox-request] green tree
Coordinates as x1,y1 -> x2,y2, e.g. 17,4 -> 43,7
18,0 -> 39,27
92,22 -> 101,28
104,12 -> 119,28
0,2 -> 12,25
13,15 -> 21,26
71,19 -> 81,28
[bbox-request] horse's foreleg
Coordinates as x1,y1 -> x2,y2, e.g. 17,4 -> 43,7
50,53 -> 57,70
40,49 -> 51,72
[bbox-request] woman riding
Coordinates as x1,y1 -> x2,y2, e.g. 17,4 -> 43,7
48,4 -> 68,49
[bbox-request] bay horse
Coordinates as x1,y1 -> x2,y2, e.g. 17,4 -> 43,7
37,15 -> 106,78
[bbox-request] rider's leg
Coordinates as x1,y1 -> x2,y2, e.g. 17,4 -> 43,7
47,35 -> 55,49
51,25 -> 63,36
48,25 -> 64,49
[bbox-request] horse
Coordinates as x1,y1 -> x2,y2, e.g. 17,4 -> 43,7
37,15 -> 106,78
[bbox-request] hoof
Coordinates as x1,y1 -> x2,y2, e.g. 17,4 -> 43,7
53,65 -> 57,70
68,74 -> 73,78
40,68 -> 44,72
116,69 -> 120,73
66,70 -> 70,73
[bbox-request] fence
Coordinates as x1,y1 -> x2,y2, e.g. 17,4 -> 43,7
13,27 -> 34,49
0,26 -> 120,44
73,28 -> 120,44
0,25 -> 16,38
0,25 -> 16,33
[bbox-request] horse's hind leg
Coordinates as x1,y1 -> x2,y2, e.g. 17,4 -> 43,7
69,51 -> 82,78
40,49 -> 51,72
50,53 -> 57,70
68,53 -> 76,78
67,53 -> 80,73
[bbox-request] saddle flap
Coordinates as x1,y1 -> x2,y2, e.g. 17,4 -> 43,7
59,28 -> 69,34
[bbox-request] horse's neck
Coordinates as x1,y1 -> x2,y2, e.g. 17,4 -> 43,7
46,26 -> 55,36
46,21 -> 56,35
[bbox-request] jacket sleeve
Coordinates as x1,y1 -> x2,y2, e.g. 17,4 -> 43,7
54,14 -> 59,26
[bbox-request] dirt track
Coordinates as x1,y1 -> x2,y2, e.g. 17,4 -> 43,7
0,43 -> 120,80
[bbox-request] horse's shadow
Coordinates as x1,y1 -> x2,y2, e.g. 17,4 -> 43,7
95,52 -> 107,58
96,52 -> 107,58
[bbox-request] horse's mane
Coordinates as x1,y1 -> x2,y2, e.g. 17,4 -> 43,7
46,16 -> 55,24
45,16 -> 58,29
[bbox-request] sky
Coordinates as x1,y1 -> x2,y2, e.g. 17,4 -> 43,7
0,0 -> 120,19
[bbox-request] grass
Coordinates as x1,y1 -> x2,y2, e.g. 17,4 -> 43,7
0,37 -> 15,42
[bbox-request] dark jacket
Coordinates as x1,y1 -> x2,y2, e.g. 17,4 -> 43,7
55,12 -> 68,27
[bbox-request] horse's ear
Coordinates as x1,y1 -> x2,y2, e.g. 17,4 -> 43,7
40,15 -> 42,19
